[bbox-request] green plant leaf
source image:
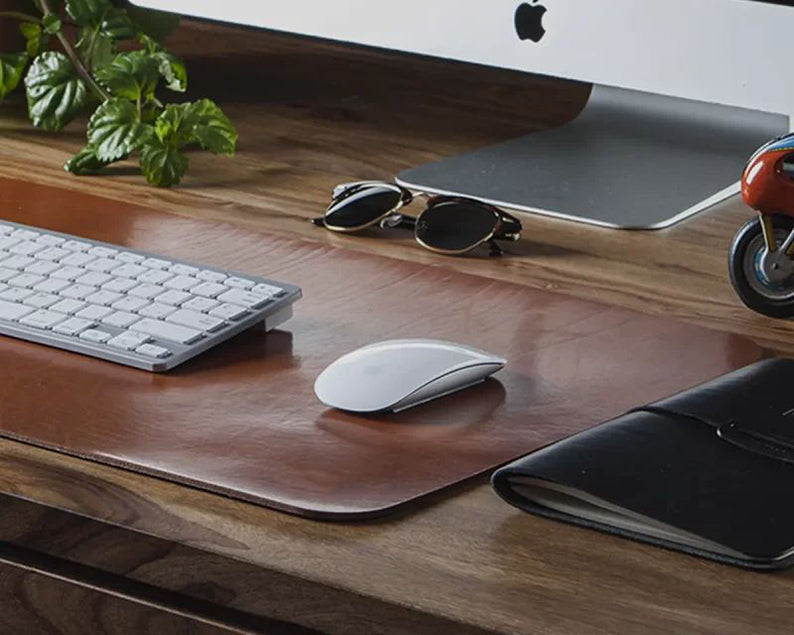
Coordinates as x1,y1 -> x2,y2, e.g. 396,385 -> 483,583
87,98 -> 154,161
136,34 -> 187,92
20,23 -> 47,58
140,140 -> 188,187
66,0 -> 112,27
0,53 -> 28,101
126,6 -> 180,42
95,51 -> 159,101
64,145 -> 116,175
153,52 -> 186,92
24,52 -> 89,131
100,7 -> 136,40
185,99 -> 237,156
76,27 -> 115,72
42,14 -> 62,35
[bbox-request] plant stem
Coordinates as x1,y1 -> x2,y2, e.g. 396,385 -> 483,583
38,0 -> 110,102
0,11 -> 41,23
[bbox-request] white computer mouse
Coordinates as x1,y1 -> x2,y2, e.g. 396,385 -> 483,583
314,339 -> 506,413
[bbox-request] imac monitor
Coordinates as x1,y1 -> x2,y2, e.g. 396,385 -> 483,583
132,0 -> 794,228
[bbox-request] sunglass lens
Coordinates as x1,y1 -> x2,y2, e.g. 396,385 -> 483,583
324,185 -> 403,230
416,200 -> 497,252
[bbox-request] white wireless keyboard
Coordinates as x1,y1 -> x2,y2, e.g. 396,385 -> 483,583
0,221 -> 302,371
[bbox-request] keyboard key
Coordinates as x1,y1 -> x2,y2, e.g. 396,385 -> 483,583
136,343 -> 172,359
75,271 -> 112,287
170,263 -> 199,276
164,275 -> 200,292
102,311 -> 139,328
19,309 -> 66,330
208,303 -> 249,321
0,255 -> 35,270
253,283 -> 285,297
23,293 -> 61,309
51,266 -> 85,281
197,270 -> 227,283
156,289 -> 191,306
53,317 -> 95,336
102,277 -> 138,293
35,234 -> 65,246
11,229 -> 39,241
25,260 -> 60,276
8,273 -> 45,288
85,257 -> 120,273
108,332 -> 151,351
0,268 -> 17,282
116,251 -> 145,264
216,289 -> 271,309
79,329 -> 112,343
35,246 -> 70,261
60,251 -> 95,267
85,290 -> 124,306
33,278 -> 71,293
138,268 -> 173,285
142,257 -> 171,270
0,299 -> 34,321
192,282 -> 227,298
166,309 -> 226,333
62,239 -> 91,251
0,287 -> 34,302
113,263 -> 147,278
0,236 -> 21,250
75,305 -> 113,320
111,296 -> 150,312
60,284 -> 96,300
129,284 -> 164,299
132,318 -> 204,344
138,302 -> 176,319
9,240 -> 47,256
224,276 -> 256,290
88,246 -> 117,258
181,297 -> 219,313
0,224 -> 14,234
50,298 -> 86,315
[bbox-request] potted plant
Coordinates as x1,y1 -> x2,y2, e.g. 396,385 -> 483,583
0,0 -> 237,187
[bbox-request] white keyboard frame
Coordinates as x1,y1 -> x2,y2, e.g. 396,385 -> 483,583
0,221 -> 302,372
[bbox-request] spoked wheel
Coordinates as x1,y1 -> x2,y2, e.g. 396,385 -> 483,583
729,214 -> 794,318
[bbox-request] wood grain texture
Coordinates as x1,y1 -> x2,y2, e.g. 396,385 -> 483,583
0,558 -> 238,635
0,177 -> 761,519
0,17 -> 793,635
0,494 -> 493,635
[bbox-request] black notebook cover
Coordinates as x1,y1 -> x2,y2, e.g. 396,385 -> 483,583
492,359 -> 794,570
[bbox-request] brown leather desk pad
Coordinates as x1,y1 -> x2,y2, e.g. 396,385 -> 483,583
0,178 -> 761,520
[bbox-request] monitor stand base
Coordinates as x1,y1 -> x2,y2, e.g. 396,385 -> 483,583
396,85 -> 790,230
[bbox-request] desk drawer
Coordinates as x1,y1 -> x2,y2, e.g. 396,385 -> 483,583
0,494 -> 486,635
0,558 -> 236,635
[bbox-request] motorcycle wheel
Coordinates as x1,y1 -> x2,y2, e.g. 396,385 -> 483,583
729,215 -> 794,318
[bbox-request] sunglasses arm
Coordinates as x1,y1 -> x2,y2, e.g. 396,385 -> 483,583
493,213 -> 523,241
380,214 -> 416,230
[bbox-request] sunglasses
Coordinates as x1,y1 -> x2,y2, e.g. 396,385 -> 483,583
312,181 -> 523,256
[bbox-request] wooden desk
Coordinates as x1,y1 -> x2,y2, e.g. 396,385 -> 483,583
1,19 -> 793,635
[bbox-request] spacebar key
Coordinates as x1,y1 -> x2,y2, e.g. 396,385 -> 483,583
132,318 -> 204,345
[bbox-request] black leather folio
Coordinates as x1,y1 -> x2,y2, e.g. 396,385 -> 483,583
492,359 -> 794,569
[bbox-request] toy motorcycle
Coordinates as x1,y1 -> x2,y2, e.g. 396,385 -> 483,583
729,133 -> 794,318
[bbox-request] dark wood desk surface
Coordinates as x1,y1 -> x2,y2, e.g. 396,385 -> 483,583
1,19 -> 794,635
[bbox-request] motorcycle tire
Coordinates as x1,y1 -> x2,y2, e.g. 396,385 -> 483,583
729,214 -> 794,318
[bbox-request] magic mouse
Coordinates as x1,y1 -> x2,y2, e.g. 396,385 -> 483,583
314,339 -> 506,413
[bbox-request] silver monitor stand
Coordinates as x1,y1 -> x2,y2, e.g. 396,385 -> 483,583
396,85 -> 790,229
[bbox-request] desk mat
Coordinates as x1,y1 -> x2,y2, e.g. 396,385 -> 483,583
0,178 -> 761,520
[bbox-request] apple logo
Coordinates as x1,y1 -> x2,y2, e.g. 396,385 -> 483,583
515,1 -> 547,43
